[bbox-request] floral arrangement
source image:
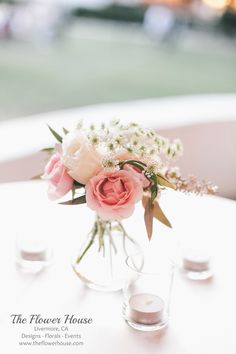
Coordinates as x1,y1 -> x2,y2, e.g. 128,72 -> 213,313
42,120 -> 217,244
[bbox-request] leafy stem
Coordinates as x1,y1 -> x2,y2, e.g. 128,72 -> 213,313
76,222 -> 97,264
119,159 -> 146,171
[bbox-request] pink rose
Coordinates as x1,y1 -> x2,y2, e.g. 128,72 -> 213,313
86,170 -> 143,220
42,152 -> 73,200
123,163 -> 150,189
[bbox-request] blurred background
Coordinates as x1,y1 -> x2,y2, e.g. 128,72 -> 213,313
0,0 -> 235,121
0,0 -> 236,198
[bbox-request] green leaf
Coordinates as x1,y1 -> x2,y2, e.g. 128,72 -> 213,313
71,181 -> 85,200
73,181 -> 85,188
147,172 -> 157,185
150,184 -> 158,203
40,147 -> 54,153
75,226 -> 97,264
47,125 -> 63,143
157,173 -> 176,190
119,160 -> 146,171
153,201 -> 172,228
63,127 -> 69,135
71,187 -> 76,200
97,219 -> 105,252
60,195 -> 86,205
144,198 -> 154,240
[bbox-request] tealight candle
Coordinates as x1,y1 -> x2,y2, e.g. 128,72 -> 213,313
129,293 -> 164,325
20,248 -> 48,262
16,235 -> 52,272
123,254 -> 174,331
18,238 -> 48,262
183,250 -> 210,272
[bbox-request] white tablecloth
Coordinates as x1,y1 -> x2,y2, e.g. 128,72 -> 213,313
0,181 -> 236,354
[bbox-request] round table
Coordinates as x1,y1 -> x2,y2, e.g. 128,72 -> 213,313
1,94 -> 236,162
0,180 -> 236,354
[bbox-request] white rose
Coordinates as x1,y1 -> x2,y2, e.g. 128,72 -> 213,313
62,130 -> 102,185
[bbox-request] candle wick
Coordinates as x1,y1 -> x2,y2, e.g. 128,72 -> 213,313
146,300 -> 153,305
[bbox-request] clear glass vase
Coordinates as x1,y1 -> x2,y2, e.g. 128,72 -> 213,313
72,216 -> 142,292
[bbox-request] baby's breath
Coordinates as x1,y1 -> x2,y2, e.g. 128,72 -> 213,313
128,122 -> 138,128
101,122 -> 106,130
114,135 -> 124,146
131,139 -> 139,146
126,145 -> 134,153
74,120 -> 183,168
146,162 -> 160,175
149,148 -> 156,155
89,134 -> 99,146
139,145 -> 146,152
107,141 -> 115,151
110,118 -> 120,126
76,120 -> 83,130
102,157 -> 119,171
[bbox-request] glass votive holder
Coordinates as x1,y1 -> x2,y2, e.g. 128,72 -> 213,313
180,248 -> 213,280
123,254 -> 175,332
16,232 -> 52,273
